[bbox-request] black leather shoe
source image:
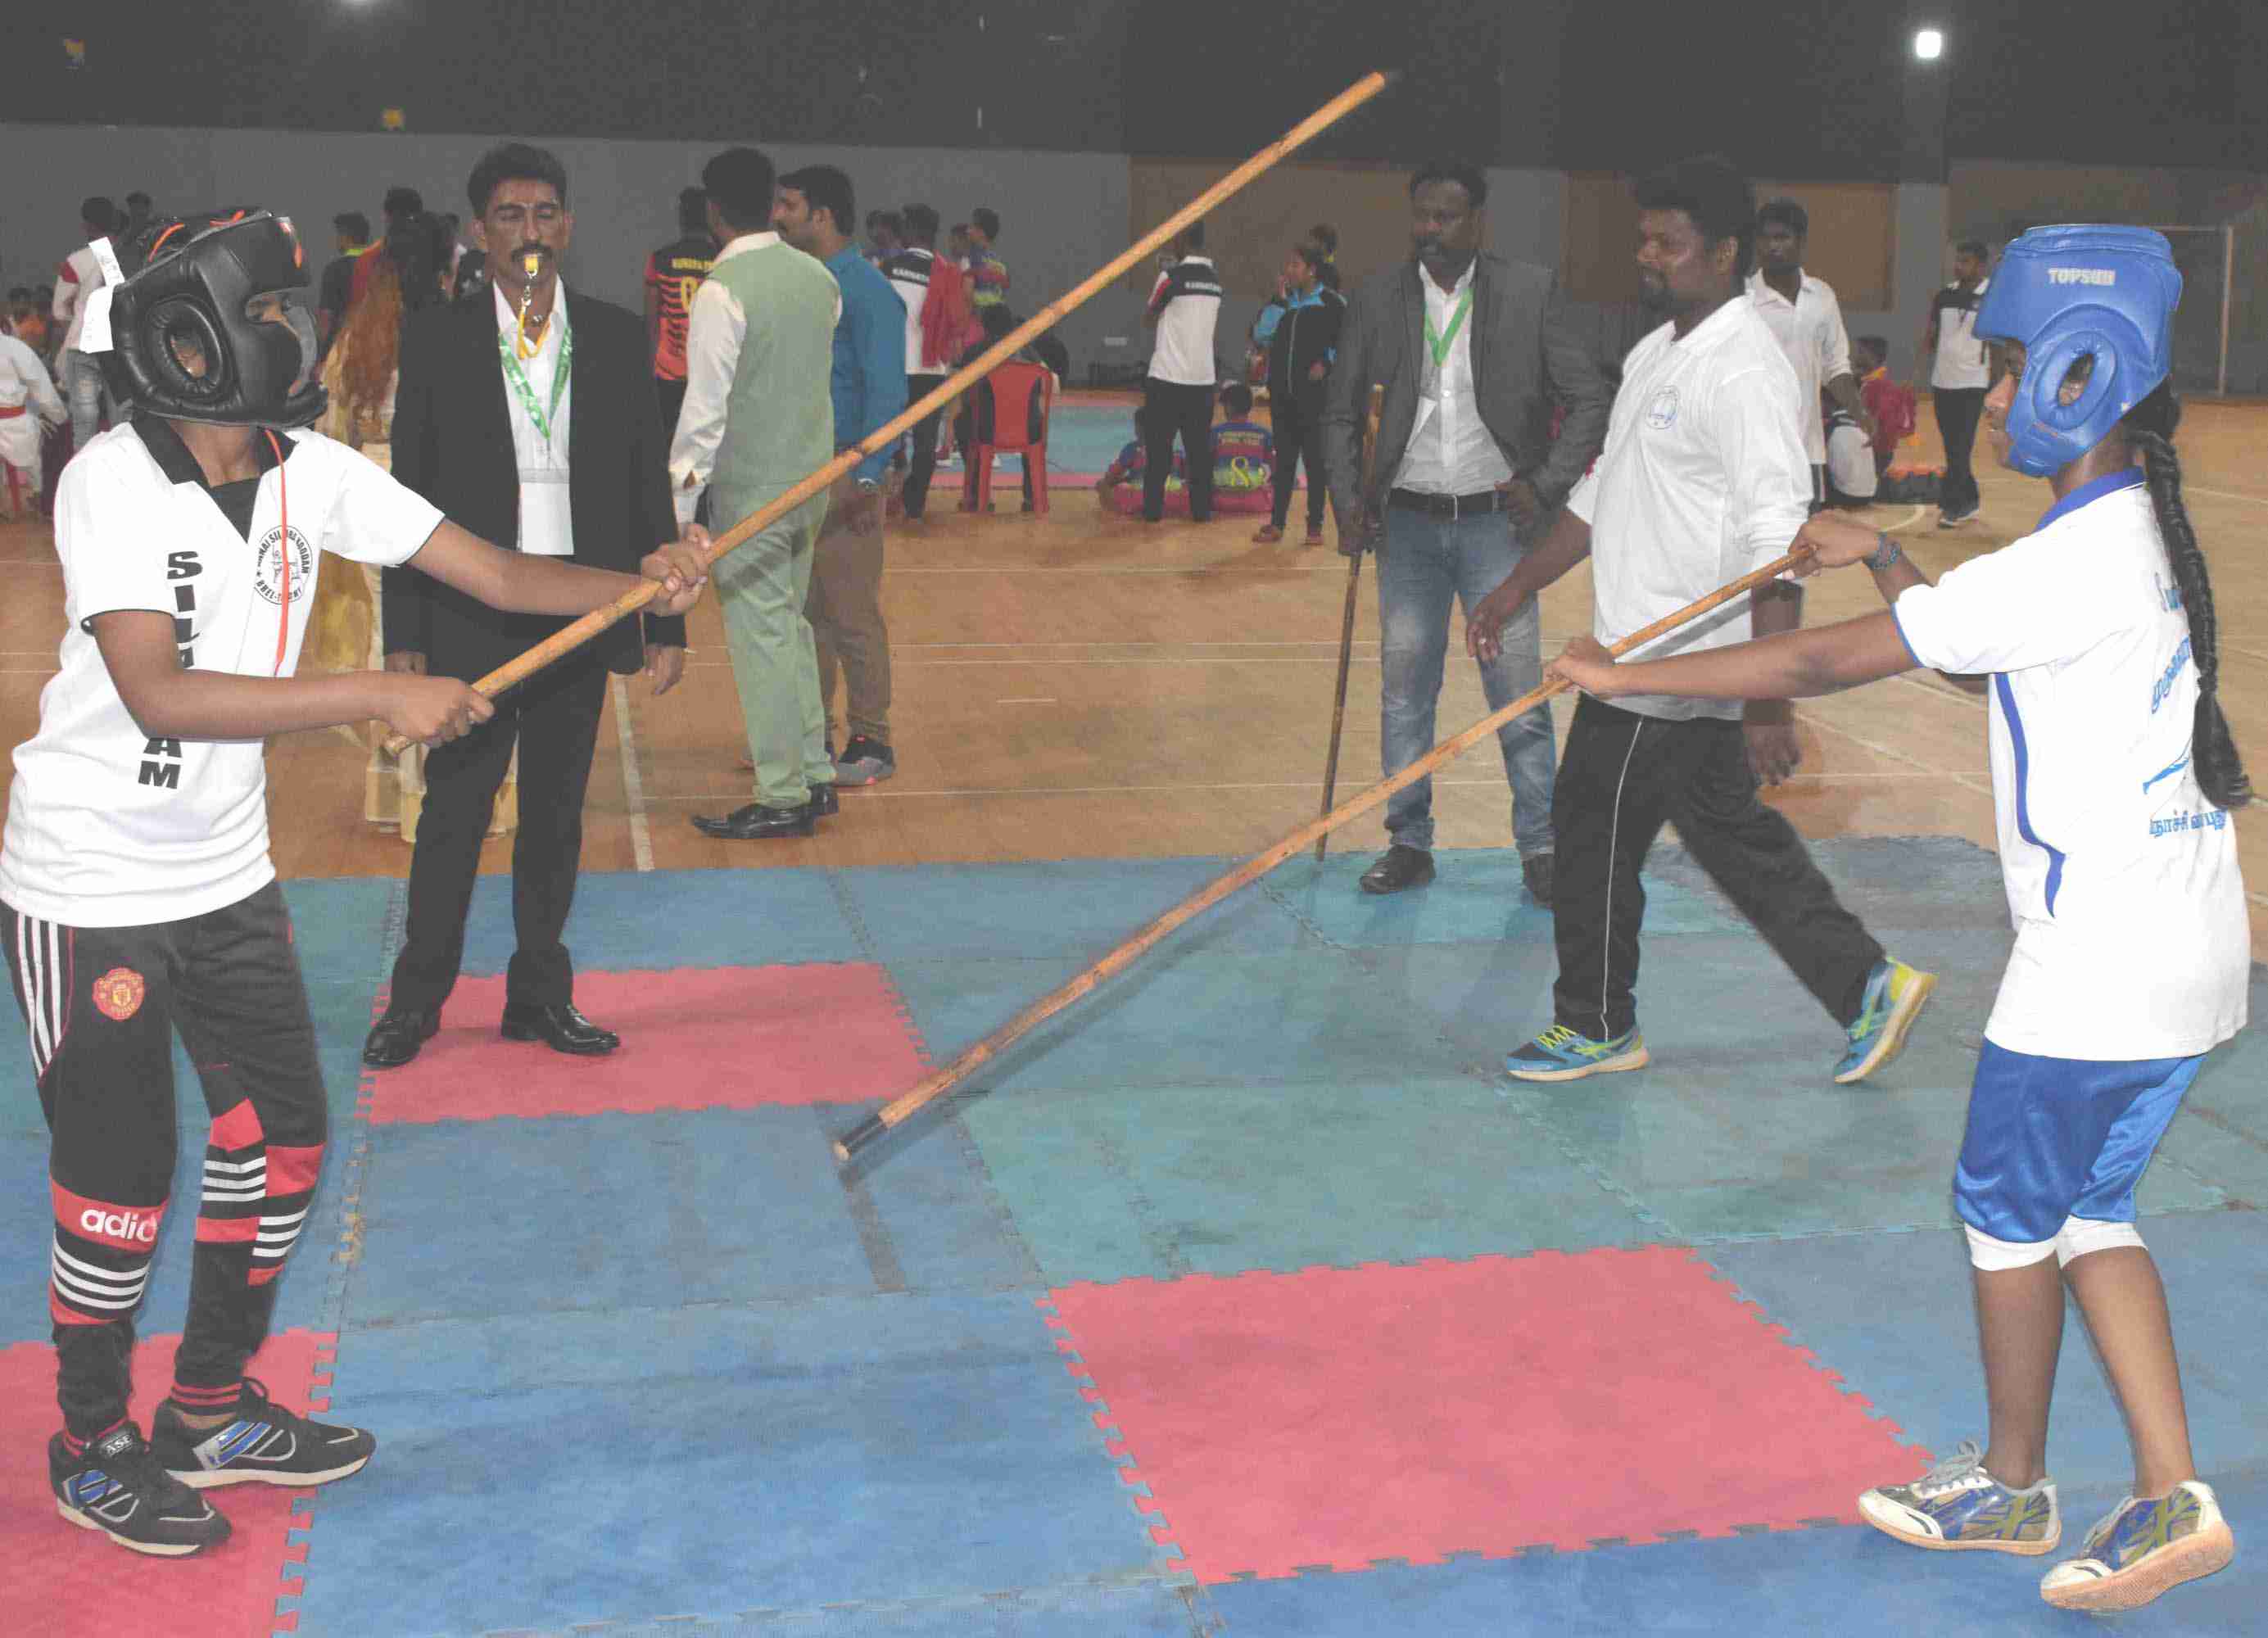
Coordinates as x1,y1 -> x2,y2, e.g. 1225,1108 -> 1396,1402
1359,845 -> 1435,895
693,802 -> 815,839
1522,852 -> 1555,907
805,783 -> 839,819
362,1007 -> 439,1069
500,1000 -> 620,1056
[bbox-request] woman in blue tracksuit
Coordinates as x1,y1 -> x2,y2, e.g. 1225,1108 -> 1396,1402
1252,242 -> 1342,545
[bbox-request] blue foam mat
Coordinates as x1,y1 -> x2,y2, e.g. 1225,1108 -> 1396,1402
1700,1212 -> 2268,1490
292,1294 -> 1170,1635
1205,1470 -> 2268,1636
346,1106 -> 1033,1328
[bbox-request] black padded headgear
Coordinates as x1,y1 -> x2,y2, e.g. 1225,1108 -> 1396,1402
101,208 -> 325,428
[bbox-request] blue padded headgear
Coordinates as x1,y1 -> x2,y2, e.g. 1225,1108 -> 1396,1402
1974,225 -> 2180,477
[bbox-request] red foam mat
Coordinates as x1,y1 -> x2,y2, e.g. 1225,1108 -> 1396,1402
360,964 -> 930,1124
0,1328 -> 333,1636
1044,1248 -> 1922,1582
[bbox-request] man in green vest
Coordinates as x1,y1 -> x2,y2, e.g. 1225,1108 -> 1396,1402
670,146 -> 844,839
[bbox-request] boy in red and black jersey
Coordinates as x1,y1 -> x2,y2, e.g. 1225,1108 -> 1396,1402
645,187 -> 718,435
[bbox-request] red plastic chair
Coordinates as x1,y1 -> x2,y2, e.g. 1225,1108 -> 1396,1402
963,360 -> 1053,516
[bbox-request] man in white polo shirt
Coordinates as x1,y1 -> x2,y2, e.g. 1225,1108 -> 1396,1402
1918,238 -> 1993,527
1465,156 -> 1933,1088
1141,222 -> 1222,523
1749,198 -> 1874,510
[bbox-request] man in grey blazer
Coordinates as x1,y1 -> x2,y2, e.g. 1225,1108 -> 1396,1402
1321,161 -> 1612,901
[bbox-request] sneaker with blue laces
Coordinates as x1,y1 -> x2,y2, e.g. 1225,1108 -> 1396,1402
2039,1481 -> 2234,1611
1858,1440 -> 2060,1555
1834,957 -> 1936,1084
1504,1024 -> 1650,1083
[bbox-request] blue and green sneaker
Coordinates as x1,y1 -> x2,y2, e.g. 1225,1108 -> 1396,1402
1834,957 -> 1936,1084
1503,1024 -> 1649,1084
1858,1440 -> 2060,1555
2039,1481 -> 2234,1611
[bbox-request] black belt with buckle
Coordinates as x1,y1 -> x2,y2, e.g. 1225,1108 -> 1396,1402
1388,486 -> 1513,520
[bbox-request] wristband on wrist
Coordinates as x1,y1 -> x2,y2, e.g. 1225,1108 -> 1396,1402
1864,532 -> 1904,572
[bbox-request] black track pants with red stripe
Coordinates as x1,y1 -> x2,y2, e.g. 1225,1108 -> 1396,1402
5,881 -> 327,1438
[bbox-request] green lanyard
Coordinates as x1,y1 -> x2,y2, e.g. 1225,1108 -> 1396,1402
1424,285 -> 1473,369
497,309 -> 573,450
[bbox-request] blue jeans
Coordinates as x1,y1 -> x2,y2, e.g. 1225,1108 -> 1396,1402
1376,503 -> 1555,857
64,349 -> 110,451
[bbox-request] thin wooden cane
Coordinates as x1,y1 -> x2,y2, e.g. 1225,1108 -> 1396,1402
834,546 -> 1812,1161
383,70 -> 1397,754
1314,382 -> 1385,862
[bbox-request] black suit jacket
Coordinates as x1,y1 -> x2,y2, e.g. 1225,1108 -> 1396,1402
380,288 -> 685,681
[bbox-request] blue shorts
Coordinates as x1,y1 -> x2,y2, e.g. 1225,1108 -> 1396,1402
1953,1041 -> 2202,1242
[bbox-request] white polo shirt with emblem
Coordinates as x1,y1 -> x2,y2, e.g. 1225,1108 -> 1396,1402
1,418 -> 443,927
1564,298 -> 1813,722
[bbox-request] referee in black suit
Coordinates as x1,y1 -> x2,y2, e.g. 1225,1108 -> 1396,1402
365,143 -> 686,1068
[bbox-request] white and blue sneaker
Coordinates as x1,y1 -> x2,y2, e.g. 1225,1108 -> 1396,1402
151,1377 -> 375,1489
2039,1482 -> 2235,1611
50,1422 -> 230,1556
1859,1440 -> 2060,1555
1834,957 -> 1935,1084
1504,1024 -> 1650,1083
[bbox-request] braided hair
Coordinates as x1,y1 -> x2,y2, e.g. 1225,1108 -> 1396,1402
2123,382 -> 2251,808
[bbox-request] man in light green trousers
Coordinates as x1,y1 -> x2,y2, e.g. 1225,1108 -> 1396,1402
668,144 -> 845,839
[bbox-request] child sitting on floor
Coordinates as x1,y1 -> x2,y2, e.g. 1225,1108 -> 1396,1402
1209,382 -> 1273,495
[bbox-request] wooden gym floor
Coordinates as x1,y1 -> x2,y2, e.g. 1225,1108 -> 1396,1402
2,390 -> 2265,957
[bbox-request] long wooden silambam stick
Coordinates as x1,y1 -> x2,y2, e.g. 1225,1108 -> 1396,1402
380,70 -> 1399,753
832,546 -> 1813,1162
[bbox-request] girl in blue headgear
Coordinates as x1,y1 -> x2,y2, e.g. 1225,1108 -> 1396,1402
1542,225 -> 2243,1613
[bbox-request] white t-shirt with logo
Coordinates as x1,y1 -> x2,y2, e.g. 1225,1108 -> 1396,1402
0,421 -> 443,928
1565,299 -> 1813,722
1146,256 -> 1221,387
1892,471 -> 2248,1059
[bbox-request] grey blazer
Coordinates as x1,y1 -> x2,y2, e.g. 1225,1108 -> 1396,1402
1320,251 -> 1613,530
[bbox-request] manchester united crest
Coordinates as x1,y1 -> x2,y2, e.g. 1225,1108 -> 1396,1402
93,967 -> 146,1021
251,524 -> 316,608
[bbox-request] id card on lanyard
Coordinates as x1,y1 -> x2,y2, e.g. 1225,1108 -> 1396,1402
499,310 -> 574,556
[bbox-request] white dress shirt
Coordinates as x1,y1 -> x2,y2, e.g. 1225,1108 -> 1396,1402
1745,268 -> 1852,465
493,281 -> 573,556
1393,260 -> 1514,495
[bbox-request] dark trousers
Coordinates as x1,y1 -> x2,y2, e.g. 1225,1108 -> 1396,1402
6,885 -> 325,1437
656,375 -> 687,442
1934,387 -> 1986,515
1269,391 -> 1326,532
390,658 -> 609,1014
901,372 -> 949,518
1143,378 -> 1215,522
1550,696 -> 1882,1041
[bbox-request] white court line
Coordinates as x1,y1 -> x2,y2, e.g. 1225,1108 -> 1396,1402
996,697 -> 1057,704
653,771 -> 1987,802
608,676 -> 655,872
2190,486 -> 2268,508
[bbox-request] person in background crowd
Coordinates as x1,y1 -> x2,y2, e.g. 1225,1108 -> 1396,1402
864,209 -> 902,266
948,223 -> 973,274
1919,238 -> 1993,527
772,165 -> 908,788
1252,240 -> 1342,545
948,303 -> 1046,513
885,203 -> 965,523
52,196 -> 118,455
351,184 -> 425,310
967,207 -> 1008,310
1749,197 -> 1873,511
1095,404 -> 1184,509
1141,221 -> 1222,523
120,189 -> 153,245
1854,335 -> 1914,484
0,314 -> 66,521
1210,382 -> 1274,496
645,186 -> 716,437
316,210 -> 374,355
1309,221 -> 1342,291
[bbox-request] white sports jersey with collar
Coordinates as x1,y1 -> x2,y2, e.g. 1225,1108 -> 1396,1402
1,421 -> 443,928
1565,297 -> 1813,722
1892,471 -> 2248,1059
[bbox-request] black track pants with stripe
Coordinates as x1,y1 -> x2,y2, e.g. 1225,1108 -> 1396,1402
5,882 -> 327,1438
1549,696 -> 1883,1043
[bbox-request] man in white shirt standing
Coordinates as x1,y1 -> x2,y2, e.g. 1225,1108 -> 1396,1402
1321,161 -> 1613,901
0,319 -> 66,519
1917,238 -> 1992,527
1141,223 -> 1222,523
51,196 -> 119,455
1748,198 -> 1874,511
1466,156 -> 1933,1088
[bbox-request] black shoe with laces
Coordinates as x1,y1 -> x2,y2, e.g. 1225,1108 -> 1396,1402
51,1422 -> 232,1556
151,1378 -> 376,1490
1359,844 -> 1436,895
